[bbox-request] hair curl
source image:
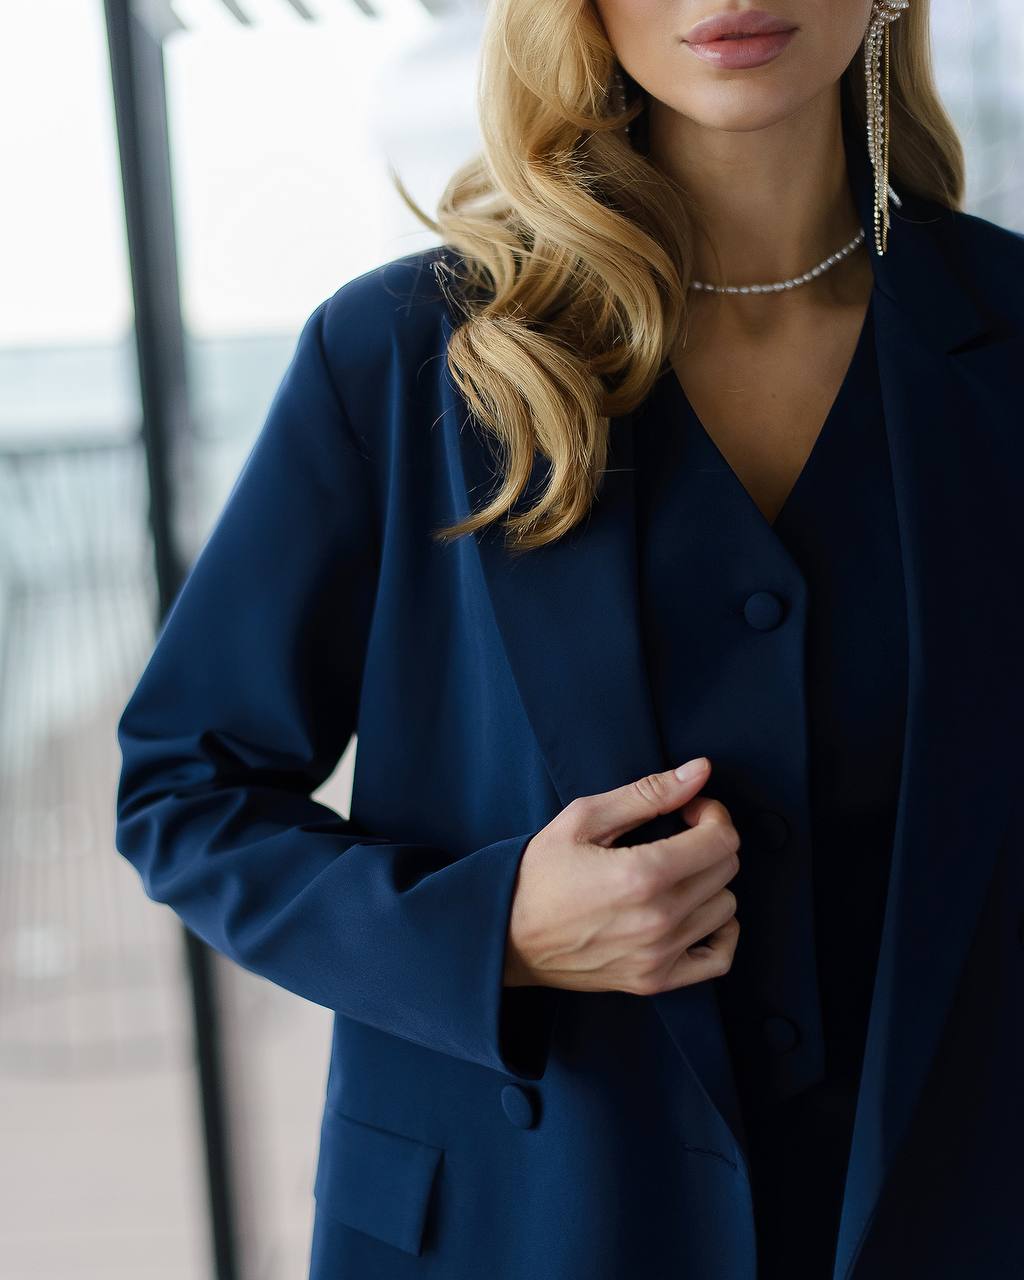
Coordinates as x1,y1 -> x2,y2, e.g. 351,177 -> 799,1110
391,0 -> 962,552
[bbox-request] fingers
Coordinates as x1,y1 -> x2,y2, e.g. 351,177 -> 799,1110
662,916 -> 741,990
661,843 -> 740,916
541,758 -> 745,998
681,792 -> 735,832
630,794 -> 741,890
665,886 -> 739,953
618,908 -> 741,997
571,758 -> 711,847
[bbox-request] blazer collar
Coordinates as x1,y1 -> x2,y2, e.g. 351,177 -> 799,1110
437,86 -> 1021,1278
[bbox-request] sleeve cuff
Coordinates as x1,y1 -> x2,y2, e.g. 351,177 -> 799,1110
491,831 -> 564,1081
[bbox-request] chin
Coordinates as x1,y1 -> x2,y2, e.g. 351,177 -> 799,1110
674,85 -> 808,135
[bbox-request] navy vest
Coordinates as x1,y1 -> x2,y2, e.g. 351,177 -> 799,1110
632,292 -> 908,1274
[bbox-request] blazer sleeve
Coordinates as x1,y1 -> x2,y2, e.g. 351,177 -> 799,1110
114,297 -> 561,1082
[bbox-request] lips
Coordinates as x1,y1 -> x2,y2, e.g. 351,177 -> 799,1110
683,23 -> 796,70
684,10 -> 797,44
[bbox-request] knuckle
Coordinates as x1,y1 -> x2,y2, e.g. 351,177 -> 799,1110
674,884 -> 698,918
564,794 -> 596,825
637,901 -> 675,939
635,935 -> 676,971
631,943 -> 661,974
630,772 -> 673,807
717,821 -> 741,859
628,969 -> 664,997
615,854 -> 659,904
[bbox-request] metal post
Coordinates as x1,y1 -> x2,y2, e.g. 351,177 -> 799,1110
102,4 -> 240,1278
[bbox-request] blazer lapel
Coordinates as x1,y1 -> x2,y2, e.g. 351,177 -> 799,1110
832,126 -> 1022,1279
433,101 -> 1021,1233
437,312 -> 748,1162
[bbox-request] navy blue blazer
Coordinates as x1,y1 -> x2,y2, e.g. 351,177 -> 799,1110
115,114 -> 1024,1279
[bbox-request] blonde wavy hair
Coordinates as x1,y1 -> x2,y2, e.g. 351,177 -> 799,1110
392,0 -> 962,552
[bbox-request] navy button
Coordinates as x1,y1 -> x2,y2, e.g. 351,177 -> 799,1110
762,1015 -> 801,1053
501,1083 -> 540,1129
743,591 -> 786,631
753,809 -> 790,852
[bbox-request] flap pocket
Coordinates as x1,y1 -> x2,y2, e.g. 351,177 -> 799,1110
313,1105 -> 444,1256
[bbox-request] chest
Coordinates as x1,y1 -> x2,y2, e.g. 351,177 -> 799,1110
669,298 -> 874,527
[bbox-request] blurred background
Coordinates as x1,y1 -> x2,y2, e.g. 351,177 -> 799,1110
0,2 -> 1020,1277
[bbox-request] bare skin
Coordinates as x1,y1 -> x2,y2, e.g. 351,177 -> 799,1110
672,250 -> 874,526
503,759 -> 741,994
600,0 -> 877,526
504,3 -> 879,992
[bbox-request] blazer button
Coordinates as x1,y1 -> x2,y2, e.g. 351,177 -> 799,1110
762,1015 -> 801,1054
501,1083 -> 540,1129
752,809 -> 790,852
743,591 -> 786,631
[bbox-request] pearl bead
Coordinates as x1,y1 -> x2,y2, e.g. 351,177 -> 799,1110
688,226 -> 866,295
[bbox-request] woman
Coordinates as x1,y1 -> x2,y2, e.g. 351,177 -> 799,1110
115,1 -> 1024,1277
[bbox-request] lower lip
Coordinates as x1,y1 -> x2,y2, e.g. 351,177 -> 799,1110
684,29 -> 796,69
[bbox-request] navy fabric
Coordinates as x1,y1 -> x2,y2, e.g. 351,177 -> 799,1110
114,83 -> 1024,1280
633,292 -> 909,1277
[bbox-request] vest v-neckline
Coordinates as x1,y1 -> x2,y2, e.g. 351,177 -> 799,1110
658,291 -> 875,534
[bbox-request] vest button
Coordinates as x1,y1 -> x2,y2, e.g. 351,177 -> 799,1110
762,1015 -> 801,1054
500,1083 -> 540,1129
753,809 -> 790,852
743,590 -> 786,631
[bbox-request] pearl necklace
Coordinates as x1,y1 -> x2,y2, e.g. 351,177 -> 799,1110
688,227 -> 866,294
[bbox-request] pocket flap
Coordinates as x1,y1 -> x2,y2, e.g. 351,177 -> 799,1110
313,1106 -> 443,1256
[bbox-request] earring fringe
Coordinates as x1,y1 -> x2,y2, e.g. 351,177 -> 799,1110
616,6 -> 909,256
865,0 -> 910,255
611,65 -> 630,140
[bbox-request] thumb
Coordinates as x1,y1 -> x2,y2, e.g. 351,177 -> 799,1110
582,757 -> 711,846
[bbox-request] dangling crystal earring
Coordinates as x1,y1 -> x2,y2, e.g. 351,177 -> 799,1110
611,64 -> 630,140
864,0 -> 909,255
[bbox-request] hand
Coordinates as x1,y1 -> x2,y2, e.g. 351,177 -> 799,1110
503,757 -> 740,995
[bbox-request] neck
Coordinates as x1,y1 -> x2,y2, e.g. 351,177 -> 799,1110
646,83 -> 866,295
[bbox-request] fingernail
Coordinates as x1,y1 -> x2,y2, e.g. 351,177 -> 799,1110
674,757 -> 708,781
